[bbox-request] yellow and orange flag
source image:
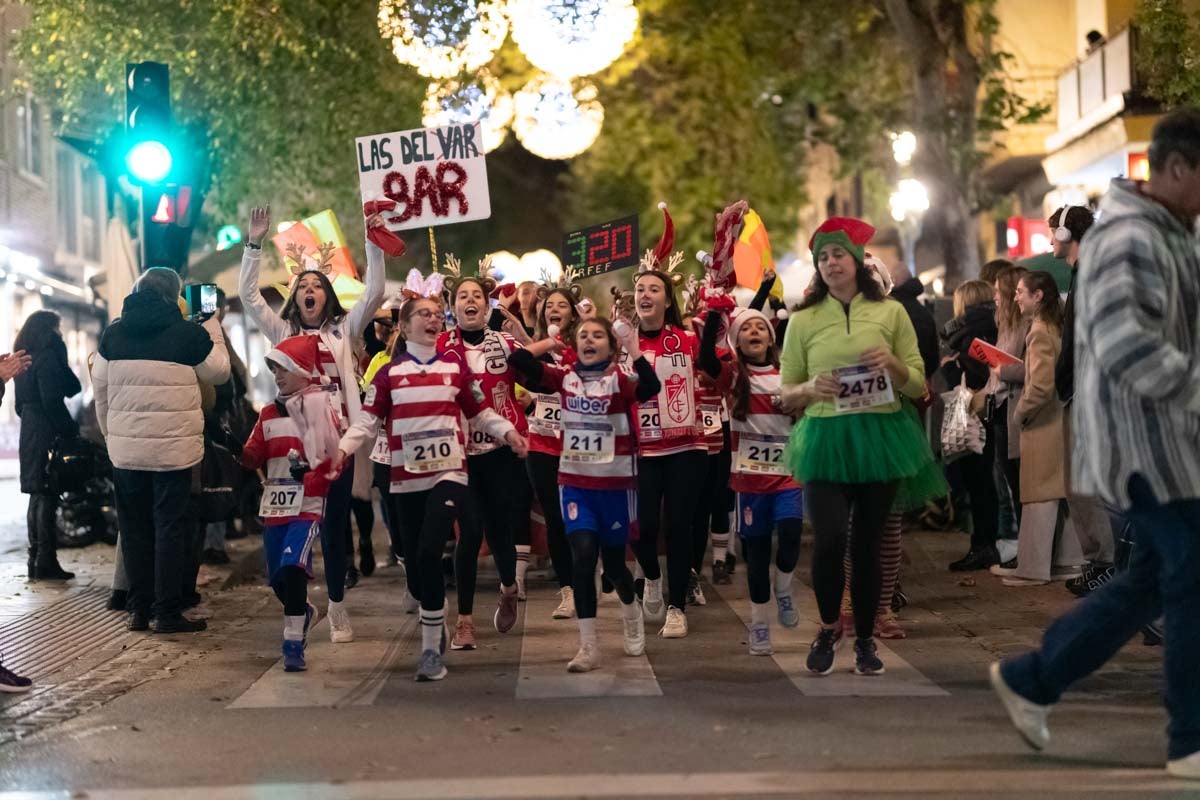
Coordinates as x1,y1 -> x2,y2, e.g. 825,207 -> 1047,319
271,210 -> 367,308
733,209 -> 782,301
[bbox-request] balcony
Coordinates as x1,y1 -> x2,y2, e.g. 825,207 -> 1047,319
1047,27 -> 1138,152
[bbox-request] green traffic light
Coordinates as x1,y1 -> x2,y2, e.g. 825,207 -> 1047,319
126,140 -> 172,184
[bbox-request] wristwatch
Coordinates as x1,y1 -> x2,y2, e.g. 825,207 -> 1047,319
246,241 -> 261,250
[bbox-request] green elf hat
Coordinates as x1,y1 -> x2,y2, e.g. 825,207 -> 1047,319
808,217 -> 876,266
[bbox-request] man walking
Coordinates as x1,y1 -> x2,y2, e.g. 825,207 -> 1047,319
92,268 -> 230,634
990,108 -> 1200,779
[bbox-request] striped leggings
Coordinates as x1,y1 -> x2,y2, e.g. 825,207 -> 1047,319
842,510 -> 903,622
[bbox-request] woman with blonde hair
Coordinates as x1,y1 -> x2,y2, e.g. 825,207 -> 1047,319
990,266 -> 1030,552
942,280 -> 1000,571
998,270 -> 1084,586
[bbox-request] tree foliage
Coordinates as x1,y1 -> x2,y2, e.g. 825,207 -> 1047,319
1134,0 -> 1200,107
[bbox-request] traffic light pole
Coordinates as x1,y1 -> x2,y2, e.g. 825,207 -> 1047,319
137,186 -> 147,272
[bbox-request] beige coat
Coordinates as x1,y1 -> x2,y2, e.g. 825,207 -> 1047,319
1015,318 -> 1066,503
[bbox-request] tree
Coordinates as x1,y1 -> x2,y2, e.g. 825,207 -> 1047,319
1133,0 -> 1200,107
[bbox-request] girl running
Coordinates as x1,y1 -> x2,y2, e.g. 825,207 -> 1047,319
436,255 -> 527,650
240,206 -> 390,644
524,282 -> 582,620
334,296 -> 526,682
623,203 -> 707,639
706,307 -> 802,655
780,217 -> 934,677
511,317 -> 660,671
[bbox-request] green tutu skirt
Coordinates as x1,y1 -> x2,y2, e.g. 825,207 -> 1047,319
787,405 -> 946,511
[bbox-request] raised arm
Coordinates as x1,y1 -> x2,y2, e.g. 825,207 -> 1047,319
239,205 -> 291,346
345,217 -> 389,338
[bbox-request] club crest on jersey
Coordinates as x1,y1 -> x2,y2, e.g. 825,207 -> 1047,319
664,373 -> 691,424
567,502 -> 578,521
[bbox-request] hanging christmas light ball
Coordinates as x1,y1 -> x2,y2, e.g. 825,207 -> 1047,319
508,0 -> 638,79
513,75 -> 604,160
378,0 -> 509,79
422,71 -> 514,153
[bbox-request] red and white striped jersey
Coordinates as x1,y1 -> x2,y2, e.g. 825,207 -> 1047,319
620,326 -> 705,457
340,350 -> 516,494
437,328 -> 529,457
299,329 -> 349,426
699,348 -> 735,454
526,346 -> 578,457
242,403 -> 327,525
534,362 -> 640,490
728,363 -> 801,494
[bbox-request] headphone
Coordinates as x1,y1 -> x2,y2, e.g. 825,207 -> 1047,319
1054,205 -> 1078,243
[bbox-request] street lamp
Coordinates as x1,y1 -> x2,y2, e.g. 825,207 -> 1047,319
889,178 -> 928,275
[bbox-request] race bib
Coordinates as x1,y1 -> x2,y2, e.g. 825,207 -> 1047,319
466,427 -> 496,455
833,365 -> 895,413
403,428 -> 464,473
530,394 -> 562,437
561,421 -> 615,464
259,479 -> 305,519
734,433 -> 789,476
369,433 -> 391,465
701,403 -> 722,436
636,400 -> 663,442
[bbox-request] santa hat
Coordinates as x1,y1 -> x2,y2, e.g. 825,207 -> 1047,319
808,217 -> 876,265
727,306 -> 776,350
265,334 -> 320,377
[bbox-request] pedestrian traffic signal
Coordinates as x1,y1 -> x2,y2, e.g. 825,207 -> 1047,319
124,62 -> 174,185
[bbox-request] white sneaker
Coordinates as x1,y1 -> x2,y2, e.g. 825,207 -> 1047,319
567,640 -> 600,673
988,662 -> 1050,750
748,622 -> 773,656
1167,750 -> 1200,779
401,590 -> 419,614
328,602 -> 354,644
552,587 -> 576,620
659,605 -> 688,638
643,578 -> 666,623
622,604 -> 645,656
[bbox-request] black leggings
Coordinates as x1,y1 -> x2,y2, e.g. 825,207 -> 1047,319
389,481 -> 467,612
320,459 -> 353,602
569,531 -> 636,619
635,450 -> 708,609
273,566 -> 308,617
458,447 -> 520,614
692,447 -> 733,571
742,519 -> 803,604
512,458 -> 534,548
527,451 -> 572,588
374,462 -> 404,559
346,498 -> 375,558
806,480 -> 899,640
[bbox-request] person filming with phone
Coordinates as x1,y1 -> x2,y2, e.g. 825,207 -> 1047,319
91,267 -> 230,634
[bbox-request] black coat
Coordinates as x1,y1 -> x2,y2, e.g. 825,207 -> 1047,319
15,338 -> 81,494
890,278 -> 940,378
941,302 -> 998,392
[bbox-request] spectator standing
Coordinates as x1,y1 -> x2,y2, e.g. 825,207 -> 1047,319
887,261 -> 939,379
92,268 -> 230,634
15,311 -> 82,581
0,349 -> 33,692
989,266 -> 1030,549
992,108 -> 1200,779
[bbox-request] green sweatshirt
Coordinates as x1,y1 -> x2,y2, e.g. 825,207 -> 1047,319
780,293 -> 925,417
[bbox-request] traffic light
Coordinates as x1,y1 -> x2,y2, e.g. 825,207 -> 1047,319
124,62 -> 173,185
142,184 -> 197,272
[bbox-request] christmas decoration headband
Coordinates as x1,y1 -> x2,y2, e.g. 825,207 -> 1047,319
285,241 -> 337,277
808,217 -> 876,266
390,268 -> 447,307
441,252 -> 498,298
635,202 -> 685,286
537,264 -> 584,302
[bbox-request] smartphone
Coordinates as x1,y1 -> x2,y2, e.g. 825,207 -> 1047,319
184,284 -> 219,319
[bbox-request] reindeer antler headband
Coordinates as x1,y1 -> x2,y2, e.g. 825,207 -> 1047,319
441,252 -> 499,298
537,264 -> 584,302
635,202 -> 686,287
286,241 -> 336,277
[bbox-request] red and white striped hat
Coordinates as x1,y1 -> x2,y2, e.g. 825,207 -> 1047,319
265,334 -> 319,377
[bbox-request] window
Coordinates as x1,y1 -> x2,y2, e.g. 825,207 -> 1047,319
17,94 -> 45,177
56,148 -> 78,255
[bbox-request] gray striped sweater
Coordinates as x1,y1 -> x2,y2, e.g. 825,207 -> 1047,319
1073,178 -> 1200,510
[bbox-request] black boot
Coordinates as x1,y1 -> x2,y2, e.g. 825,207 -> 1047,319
31,494 -> 73,581
949,545 -> 1000,572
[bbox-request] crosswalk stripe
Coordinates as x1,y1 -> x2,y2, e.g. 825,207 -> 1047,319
710,580 -> 948,697
0,768 -> 1180,798
228,607 -> 418,709
516,588 -> 662,699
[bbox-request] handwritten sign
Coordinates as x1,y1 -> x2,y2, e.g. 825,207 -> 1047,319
355,123 -> 491,232
968,338 -> 1023,368
561,214 -> 640,278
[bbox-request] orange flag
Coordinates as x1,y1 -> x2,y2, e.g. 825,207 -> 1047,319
733,209 -> 782,301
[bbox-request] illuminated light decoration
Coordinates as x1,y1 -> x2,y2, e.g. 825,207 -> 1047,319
513,76 -> 604,160
422,72 -> 514,153
378,0 -> 509,80
508,0 -> 638,79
